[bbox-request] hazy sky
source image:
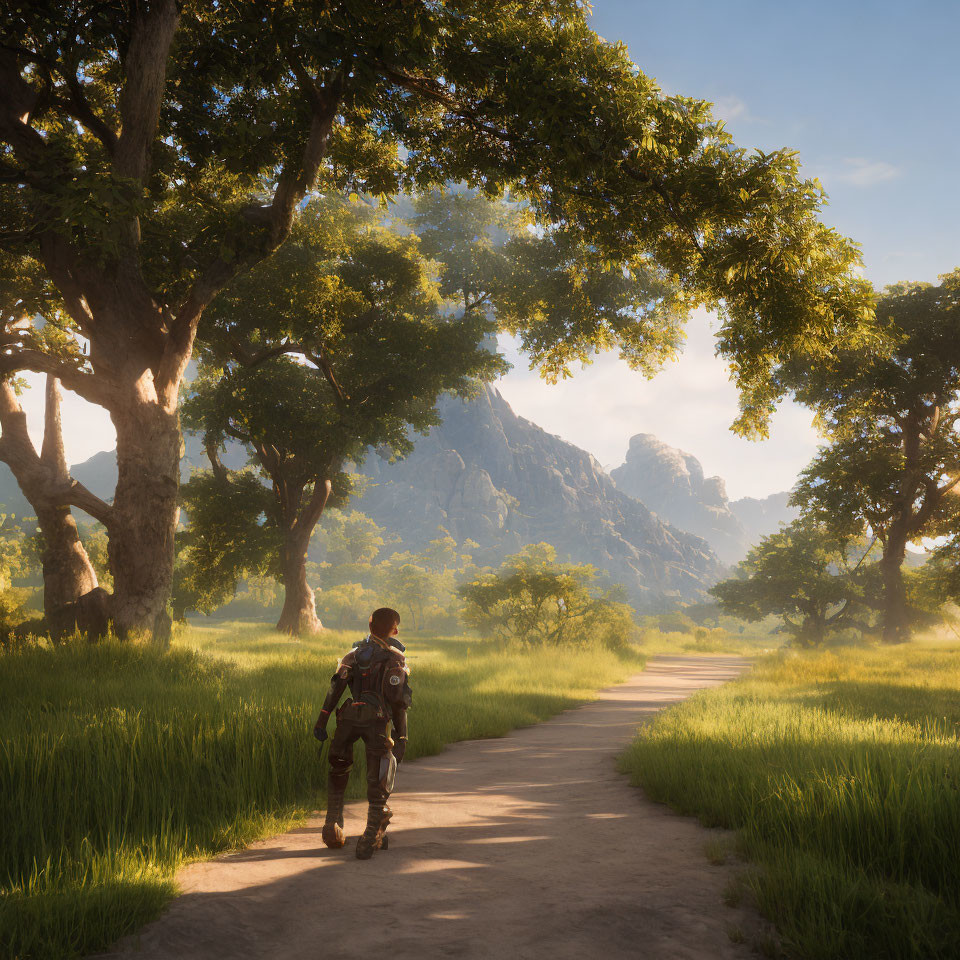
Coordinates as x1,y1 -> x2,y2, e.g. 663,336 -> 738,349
21,1 -> 960,499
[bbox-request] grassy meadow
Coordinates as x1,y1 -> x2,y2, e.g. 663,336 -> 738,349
0,622 -> 643,960
619,637 -> 960,960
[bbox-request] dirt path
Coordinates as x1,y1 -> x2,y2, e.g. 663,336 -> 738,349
102,655 -> 759,960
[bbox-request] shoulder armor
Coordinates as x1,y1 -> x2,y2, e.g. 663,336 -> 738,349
383,661 -> 411,703
336,650 -> 357,678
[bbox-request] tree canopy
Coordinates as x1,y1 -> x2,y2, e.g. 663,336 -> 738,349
710,519 -> 875,647
790,271 -> 960,641
459,543 -> 637,647
180,195 -> 504,632
0,1 -> 875,635
2,1 -> 872,425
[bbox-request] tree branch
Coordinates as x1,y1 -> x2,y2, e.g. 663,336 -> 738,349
157,70 -> 346,402
304,347 -> 348,409
377,62 -> 706,259
204,438 -> 228,483
223,422 -> 253,446
0,379 -> 114,526
114,0 -> 179,184
938,474 -> 960,498
294,477 -> 333,540
0,349 -> 115,408
62,72 -> 118,156
40,374 -> 69,477
234,340 -> 301,368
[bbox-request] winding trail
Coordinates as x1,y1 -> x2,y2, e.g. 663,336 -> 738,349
101,655 -> 759,960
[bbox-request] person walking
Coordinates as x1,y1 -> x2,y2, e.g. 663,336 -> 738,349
314,607 -> 412,859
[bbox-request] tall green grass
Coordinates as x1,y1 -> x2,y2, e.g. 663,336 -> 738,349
0,622 -> 641,960
619,640 -> 960,960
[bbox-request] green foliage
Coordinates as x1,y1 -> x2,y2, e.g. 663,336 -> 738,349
0,622 -> 641,960
710,519 -> 876,646
3,2 -> 873,436
620,643 -> 960,959
786,272 -> 960,640
0,515 -> 43,640
180,195 -> 504,621
188,195 -> 504,464
177,471 -> 278,613
379,555 -> 448,630
651,610 -> 697,634
311,510 -> 387,566
791,271 -> 960,544
459,543 -> 638,648
314,582 -> 379,631
410,189 -> 684,378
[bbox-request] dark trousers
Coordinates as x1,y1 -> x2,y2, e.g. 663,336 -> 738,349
328,718 -> 392,801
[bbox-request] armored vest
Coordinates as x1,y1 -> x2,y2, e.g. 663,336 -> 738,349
337,639 -> 409,722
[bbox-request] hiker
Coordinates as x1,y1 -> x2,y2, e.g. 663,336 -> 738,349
313,607 -> 412,860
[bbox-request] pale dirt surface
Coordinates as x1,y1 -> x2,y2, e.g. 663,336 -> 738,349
98,655 -> 763,960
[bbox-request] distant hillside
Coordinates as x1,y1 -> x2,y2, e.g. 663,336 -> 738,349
355,387 -> 720,605
610,434 -> 797,564
729,491 -> 798,550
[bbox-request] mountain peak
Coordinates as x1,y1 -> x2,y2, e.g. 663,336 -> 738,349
611,433 -> 795,564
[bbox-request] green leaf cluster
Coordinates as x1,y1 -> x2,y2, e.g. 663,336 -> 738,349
710,519 -> 876,646
791,271 -> 960,557
458,543 -> 638,647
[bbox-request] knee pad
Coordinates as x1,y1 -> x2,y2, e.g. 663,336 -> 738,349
366,750 -> 397,797
328,755 -> 352,789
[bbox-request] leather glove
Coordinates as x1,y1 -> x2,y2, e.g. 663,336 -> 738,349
313,708 -> 330,742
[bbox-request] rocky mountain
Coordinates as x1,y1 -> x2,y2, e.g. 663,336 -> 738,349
610,434 -> 796,564
729,491 -> 797,551
356,388 -> 720,604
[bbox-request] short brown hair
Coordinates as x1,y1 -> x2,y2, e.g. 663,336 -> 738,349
369,607 -> 400,638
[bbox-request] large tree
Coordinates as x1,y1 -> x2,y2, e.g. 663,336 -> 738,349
0,376 -> 108,637
181,198 -> 504,634
791,272 -> 960,643
1,2 -> 872,638
710,519 -> 876,647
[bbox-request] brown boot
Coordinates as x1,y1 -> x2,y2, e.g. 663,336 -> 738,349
322,771 -> 348,849
356,801 -> 392,860
322,821 -> 345,849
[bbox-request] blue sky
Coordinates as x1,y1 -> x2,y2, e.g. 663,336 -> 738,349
32,1 -> 960,500
495,0 -> 960,499
587,0 -> 960,288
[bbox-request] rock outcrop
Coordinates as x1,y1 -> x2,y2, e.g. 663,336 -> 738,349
357,388 -> 719,604
730,491 -> 798,549
610,434 -> 796,564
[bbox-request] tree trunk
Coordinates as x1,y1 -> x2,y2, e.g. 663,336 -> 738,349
880,533 -> 910,644
275,480 -> 333,636
107,395 -> 182,645
0,377 -> 108,640
276,536 -> 321,636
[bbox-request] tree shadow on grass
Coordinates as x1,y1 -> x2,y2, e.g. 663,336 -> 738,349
805,679 -> 960,732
